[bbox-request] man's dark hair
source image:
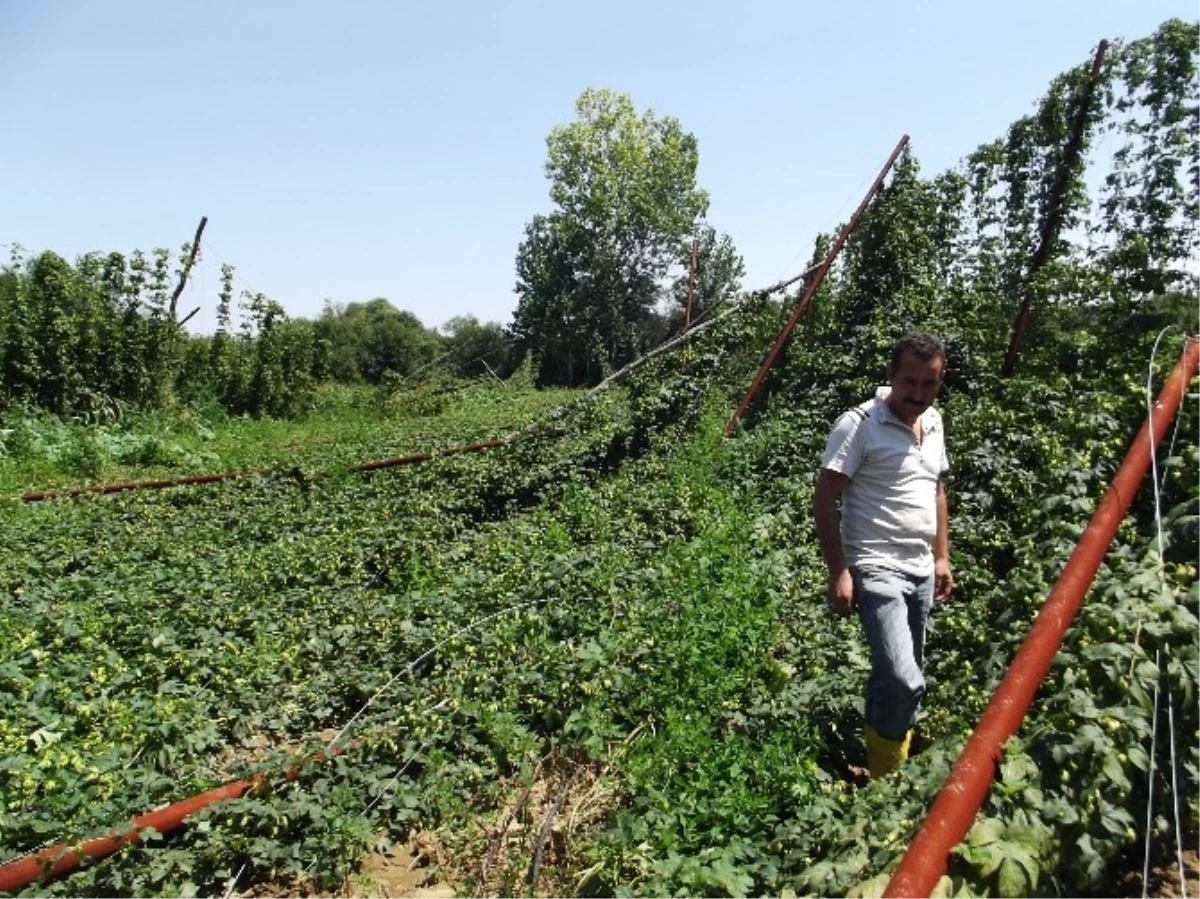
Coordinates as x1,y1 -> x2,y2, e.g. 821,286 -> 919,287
890,333 -> 945,372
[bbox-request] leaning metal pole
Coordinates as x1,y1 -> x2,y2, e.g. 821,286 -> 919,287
723,134 -> 909,436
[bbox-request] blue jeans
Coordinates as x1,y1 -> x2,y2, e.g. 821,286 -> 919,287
853,564 -> 935,741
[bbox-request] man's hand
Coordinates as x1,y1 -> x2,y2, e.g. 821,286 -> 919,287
934,557 -> 954,602
827,568 -> 855,617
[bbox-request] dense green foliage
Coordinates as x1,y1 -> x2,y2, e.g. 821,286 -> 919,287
0,256 -> 513,422
1,287 -> 1194,898
438,315 -> 515,383
794,18 -> 1198,385
0,247 -> 190,414
312,299 -> 442,385
1,18 -> 1197,899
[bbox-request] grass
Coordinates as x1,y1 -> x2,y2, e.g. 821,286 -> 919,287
0,380 -> 578,497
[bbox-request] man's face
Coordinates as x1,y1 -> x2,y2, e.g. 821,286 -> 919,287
886,352 -> 944,423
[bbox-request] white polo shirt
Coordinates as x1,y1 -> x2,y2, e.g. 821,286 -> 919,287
820,386 -> 949,577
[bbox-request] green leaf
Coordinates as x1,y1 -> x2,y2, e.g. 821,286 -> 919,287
847,871 -> 892,899
967,817 -> 1005,847
997,855 -> 1032,898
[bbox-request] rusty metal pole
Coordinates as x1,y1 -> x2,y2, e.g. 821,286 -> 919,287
21,467 -> 272,502
885,337 -> 1199,898
686,236 -> 698,331
723,135 -> 910,437
0,778 -> 259,892
349,434 -> 522,472
1001,40 -> 1108,377
0,737 -> 355,893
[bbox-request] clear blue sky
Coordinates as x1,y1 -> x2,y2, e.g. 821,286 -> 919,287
1,1 -> 1192,335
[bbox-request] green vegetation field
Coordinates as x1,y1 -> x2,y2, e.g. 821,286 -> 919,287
0,378 -> 575,497
2,301 -> 1197,897
2,18 -> 1198,898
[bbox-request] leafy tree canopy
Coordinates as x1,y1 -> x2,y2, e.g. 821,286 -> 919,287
513,88 -> 718,386
315,297 -> 440,384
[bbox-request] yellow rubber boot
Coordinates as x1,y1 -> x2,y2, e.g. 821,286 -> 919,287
865,726 -> 912,779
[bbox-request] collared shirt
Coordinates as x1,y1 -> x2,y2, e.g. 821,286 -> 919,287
820,386 -> 949,576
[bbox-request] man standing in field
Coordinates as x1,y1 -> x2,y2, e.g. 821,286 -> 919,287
813,333 -> 954,778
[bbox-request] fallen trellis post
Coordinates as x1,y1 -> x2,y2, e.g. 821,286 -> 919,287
170,216 -> 208,324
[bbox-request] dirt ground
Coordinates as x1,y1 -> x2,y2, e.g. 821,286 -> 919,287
238,832 -> 458,899
1147,847 -> 1199,899
237,754 -> 617,899
353,836 -> 457,899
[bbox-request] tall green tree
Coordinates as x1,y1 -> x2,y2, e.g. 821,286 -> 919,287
513,88 -> 710,385
511,213 -> 596,385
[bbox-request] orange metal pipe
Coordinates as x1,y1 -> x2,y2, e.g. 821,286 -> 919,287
349,434 -> 520,472
724,135 -> 910,436
0,742 -> 353,892
0,777 -> 260,892
885,338 -> 1199,898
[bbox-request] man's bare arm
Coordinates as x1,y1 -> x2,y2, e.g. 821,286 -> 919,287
934,480 -> 954,600
814,469 -> 848,571
814,468 -> 854,615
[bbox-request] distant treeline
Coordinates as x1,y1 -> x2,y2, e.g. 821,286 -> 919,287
0,236 -> 731,420
0,248 -> 522,419
0,82 -> 751,421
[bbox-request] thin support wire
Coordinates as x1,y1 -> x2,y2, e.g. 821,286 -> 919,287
1137,333 -> 1197,896
300,737 -> 436,880
1146,326 -> 1178,569
771,169 -> 880,283
327,693 -> 452,759
1166,683 -> 1189,899
222,863 -> 246,899
1131,328 -> 1188,675
1127,324 -> 1192,873
325,597 -> 550,751
1143,649 -> 1162,899
366,739 -> 432,816
1158,381 -> 1186,491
